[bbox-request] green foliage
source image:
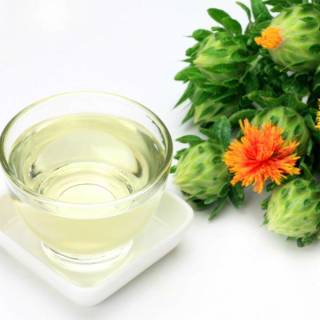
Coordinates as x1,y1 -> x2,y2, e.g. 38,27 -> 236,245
174,1 -> 319,132
264,0 -> 305,12
173,0 -> 320,244
210,116 -> 232,149
229,184 -> 245,208
236,2 -> 252,22
250,0 -> 272,21
176,135 -> 204,146
174,3 -> 258,129
208,8 -> 242,35
229,109 -> 257,126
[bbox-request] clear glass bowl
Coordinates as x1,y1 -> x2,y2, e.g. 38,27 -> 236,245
0,91 -> 173,272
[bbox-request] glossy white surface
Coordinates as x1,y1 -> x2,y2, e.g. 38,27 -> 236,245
0,1 -> 319,319
0,191 -> 193,307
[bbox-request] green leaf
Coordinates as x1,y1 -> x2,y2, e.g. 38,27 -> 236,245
231,49 -> 251,62
199,127 -> 214,138
236,1 -> 252,22
174,82 -> 194,108
207,8 -> 229,22
210,116 -> 232,149
282,73 -> 310,98
175,67 -> 193,82
263,212 -> 269,225
192,29 -> 211,41
211,26 -> 226,32
297,234 -> 317,247
175,66 -> 203,82
310,44 -> 320,55
304,114 -> 320,143
176,135 -> 203,146
219,184 -> 230,198
222,79 -> 241,88
207,8 -> 242,35
266,182 -> 277,192
229,184 -> 245,208
243,72 -> 260,92
261,196 -> 270,210
170,165 -> 177,174
208,197 -> 227,220
211,87 -> 240,102
191,88 -> 210,105
185,43 -> 201,58
286,94 -> 307,113
204,196 -> 219,205
306,140 -> 313,157
174,148 -> 187,160
182,105 -> 195,124
250,0 -> 272,22
300,160 -> 313,180
229,109 -> 256,126
314,66 -> 320,93
248,20 -> 271,35
221,17 -> 242,35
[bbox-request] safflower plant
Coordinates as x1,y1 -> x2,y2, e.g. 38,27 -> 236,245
173,0 -> 320,246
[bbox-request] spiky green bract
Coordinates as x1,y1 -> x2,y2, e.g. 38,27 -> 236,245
193,96 -> 239,126
252,106 -> 310,155
268,4 -> 320,72
194,32 -> 248,86
265,178 -> 320,245
175,141 -> 230,201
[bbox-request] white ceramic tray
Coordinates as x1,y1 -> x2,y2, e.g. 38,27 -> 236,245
0,191 -> 193,306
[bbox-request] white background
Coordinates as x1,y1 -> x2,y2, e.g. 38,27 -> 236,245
0,1 -> 320,319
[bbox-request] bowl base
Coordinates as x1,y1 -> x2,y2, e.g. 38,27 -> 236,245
41,240 -> 133,273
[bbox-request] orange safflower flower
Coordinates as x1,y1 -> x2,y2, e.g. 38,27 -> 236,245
224,119 -> 300,193
255,27 -> 283,49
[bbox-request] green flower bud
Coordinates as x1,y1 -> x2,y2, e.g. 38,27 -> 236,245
194,32 -> 247,86
252,106 -> 310,155
175,141 -> 230,200
256,4 -> 320,72
266,178 -> 320,239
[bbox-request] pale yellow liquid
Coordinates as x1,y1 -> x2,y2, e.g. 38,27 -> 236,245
9,114 -> 167,256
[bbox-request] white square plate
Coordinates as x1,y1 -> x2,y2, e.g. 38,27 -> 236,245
0,191 -> 193,306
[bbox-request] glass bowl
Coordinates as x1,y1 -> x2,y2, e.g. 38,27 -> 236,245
0,91 -> 173,272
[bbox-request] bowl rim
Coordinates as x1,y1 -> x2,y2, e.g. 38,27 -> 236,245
0,90 -> 173,208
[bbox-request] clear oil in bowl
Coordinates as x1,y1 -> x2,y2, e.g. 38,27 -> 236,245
8,114 -> 167,262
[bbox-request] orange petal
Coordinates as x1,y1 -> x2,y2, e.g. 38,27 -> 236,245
224,119 -> 300,193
